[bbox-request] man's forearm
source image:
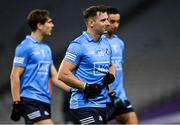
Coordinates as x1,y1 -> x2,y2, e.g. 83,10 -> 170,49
52,78 -> 71,92
51,65 -> 71,92
11,77 -> 21,101
59,72 -> 85,90
109,63 -> 116,76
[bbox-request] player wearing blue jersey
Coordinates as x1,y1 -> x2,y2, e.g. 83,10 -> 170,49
103,7 -> 138,124
10,9 -> 69,125
58,5 -> 115,124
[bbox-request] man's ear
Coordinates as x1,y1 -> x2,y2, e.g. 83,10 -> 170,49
37,23 -> 43,30
88,18 -> 95,28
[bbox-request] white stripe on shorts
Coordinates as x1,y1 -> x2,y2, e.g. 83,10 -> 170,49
80,116 -> 95,125
27,110 -> 41,120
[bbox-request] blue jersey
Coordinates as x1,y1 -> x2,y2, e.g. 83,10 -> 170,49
64,31 -> 112,109
102,34 -> 127,102
13,35 -> 53,104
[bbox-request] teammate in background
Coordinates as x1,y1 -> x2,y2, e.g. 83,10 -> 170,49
102,7 -> 138,124
10,9 -> 70,124
58,5 -> 115,124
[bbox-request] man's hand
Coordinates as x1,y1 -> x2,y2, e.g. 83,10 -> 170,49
102,72 -> 115,86
109,92 -> 124,108
10,101 -> 22,121
84,83 -> 102,101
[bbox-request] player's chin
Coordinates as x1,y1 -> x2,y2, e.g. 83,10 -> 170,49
102,30 -> 108,34
47,32 -> 52,36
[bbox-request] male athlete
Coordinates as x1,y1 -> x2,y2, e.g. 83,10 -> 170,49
58,5 -> 115,124
10,9 -> 69,124
103,7 -> 138,124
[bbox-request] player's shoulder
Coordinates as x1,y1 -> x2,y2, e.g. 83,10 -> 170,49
114,34 -> 125,43
41,43 -> 52,54
41,41 -> 51,48
66,35 -> 84,52
16,38 -> 31,49
101,34 -> 110,43
101,34 -> 121,39
15,41 -> 32,55
113,34 -> 121,39
72,33 -> 87,45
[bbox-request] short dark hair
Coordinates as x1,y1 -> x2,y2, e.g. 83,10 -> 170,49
83,5 -> 107,22
107,7 -> 120,15
27,9 -> 50,31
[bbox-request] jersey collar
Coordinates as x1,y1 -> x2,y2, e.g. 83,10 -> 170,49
102,34 -> 117,39
26,35 -> 39,43
112,34 -> 118,38
83,31 -> 102,42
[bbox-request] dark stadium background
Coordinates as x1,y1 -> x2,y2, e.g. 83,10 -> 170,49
0,0 -> 180,124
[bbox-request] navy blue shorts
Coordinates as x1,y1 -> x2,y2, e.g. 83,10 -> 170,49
70,107 -> 107,124
21,97 -> 51,124
107,100 -> 134,121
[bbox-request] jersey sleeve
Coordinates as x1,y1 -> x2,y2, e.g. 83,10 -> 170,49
121,41 -> 125,64
48,45 -> 53,66
48,46 -> 54,77
13,45 -> 29,67
63,41 -> 83,65
117,36 -> 125,64
106,39 -> 113,64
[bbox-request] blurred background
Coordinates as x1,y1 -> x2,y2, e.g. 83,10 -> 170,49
0,0 -> 180,124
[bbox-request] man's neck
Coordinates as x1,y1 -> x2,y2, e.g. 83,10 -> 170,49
107,32 -> 114,39
31,31 -> 44,42
87,29 -> 101,41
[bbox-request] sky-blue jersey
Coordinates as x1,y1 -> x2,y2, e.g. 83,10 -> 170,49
102,34 -> 127,102
64,31 -> 112,109
13,35 -> 53,104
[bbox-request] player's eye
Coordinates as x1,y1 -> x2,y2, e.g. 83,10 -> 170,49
110,20 -> 115,23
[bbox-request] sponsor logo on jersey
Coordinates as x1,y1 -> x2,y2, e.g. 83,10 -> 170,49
94,61 -> 109,75
111,57 -> 122,70
37,61 -> 50,75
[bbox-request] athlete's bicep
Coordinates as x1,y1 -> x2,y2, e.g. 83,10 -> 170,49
10,66 -> 24,82
58,60 -> 76,76
52,62 -> 76,80
57,41 -> 84,87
